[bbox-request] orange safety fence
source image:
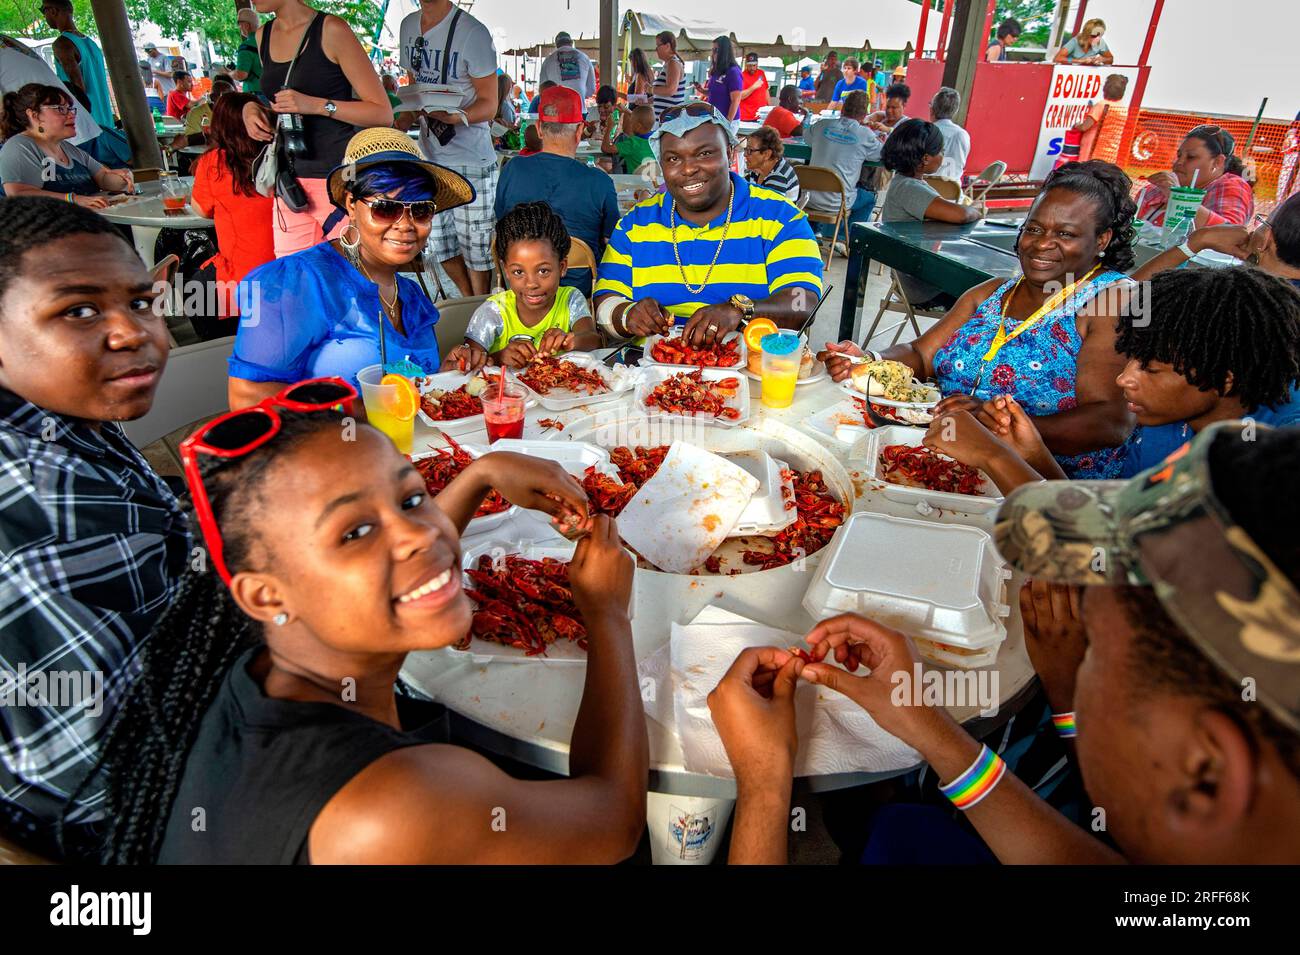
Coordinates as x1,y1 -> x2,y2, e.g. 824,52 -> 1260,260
1084,108 -> 1300,214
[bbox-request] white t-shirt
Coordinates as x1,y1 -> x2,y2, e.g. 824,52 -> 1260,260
540,45 -> 595,101
398,6 -> 498,168
934,117 -> 970,181
147,50 -> 174,96
0,38 -> 101,145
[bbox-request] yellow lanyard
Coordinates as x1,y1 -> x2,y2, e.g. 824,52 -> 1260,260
981,265 -> 1102,363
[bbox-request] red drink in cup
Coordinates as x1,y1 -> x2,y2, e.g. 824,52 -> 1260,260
482,378 -> 526,443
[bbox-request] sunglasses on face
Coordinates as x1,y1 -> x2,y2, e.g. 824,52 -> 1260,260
660,102 -> 721,122
359,196 -> 437,224
179,378 -> 358,585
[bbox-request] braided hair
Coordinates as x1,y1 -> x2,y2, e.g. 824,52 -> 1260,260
1115,267 -> 1300,413
493,200 -> 571,264
1040,160 -> 1138,272
0,197 -> 126,301
69,409 -> 347,864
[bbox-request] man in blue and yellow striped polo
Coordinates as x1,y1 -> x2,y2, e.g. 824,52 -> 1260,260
594,103 -> 823,347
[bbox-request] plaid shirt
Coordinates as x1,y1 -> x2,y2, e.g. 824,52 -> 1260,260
1136,171 -> 1255,227
0,388 -> 190,827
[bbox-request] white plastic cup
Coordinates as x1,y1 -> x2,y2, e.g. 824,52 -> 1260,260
645,791 -> 735,865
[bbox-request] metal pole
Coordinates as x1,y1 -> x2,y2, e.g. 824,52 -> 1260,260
937,0 -> 955,61
1246,97 -> 1269,152
89,0 -> 162,169
1117,0 -> 1165,172
916,0 -> 932,59
979,0 -> 997,62
1072,0 -> 1089,35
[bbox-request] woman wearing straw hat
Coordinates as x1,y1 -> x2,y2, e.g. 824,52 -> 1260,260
227,128 -> 473,410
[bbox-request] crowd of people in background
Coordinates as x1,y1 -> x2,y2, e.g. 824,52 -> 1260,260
0,1 -> 1297,870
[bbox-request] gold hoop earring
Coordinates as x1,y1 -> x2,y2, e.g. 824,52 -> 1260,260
340,223 -> 361,253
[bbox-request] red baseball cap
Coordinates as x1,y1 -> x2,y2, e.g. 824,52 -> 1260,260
539,85 -> 585,124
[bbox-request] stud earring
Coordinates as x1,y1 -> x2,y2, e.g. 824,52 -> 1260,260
37,124 -> 43,133
273,612 -> 289,626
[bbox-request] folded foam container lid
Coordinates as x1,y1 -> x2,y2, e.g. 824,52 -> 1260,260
801,512 -> 1012,667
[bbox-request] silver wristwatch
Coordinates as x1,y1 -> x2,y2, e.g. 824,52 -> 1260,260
323,100 -> 337,116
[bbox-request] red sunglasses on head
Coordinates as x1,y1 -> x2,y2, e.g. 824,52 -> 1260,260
179,377 -> 358,585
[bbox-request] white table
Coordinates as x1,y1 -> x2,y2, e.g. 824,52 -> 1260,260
98,177 -> 213,269
398,370 -> 1038,798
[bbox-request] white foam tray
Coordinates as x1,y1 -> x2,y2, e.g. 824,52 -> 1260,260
634,366 -> 750,427
850,424 -> 1003,515
801,511 -> 1012,660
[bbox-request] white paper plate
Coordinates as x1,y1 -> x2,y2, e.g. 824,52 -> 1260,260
510,352 -> 634,412
634,367 -> 750,427
849,425 -> 1003,515
837,375 -> 941,410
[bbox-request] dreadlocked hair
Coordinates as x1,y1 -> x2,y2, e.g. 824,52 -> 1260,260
67,409 -> 347,864
493,200 -> 571,264
1040,160 -> 1137,272
1115,267 -> 1300,413
0,197 -> 126,301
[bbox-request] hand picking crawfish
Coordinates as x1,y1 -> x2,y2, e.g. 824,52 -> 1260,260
463,554 -> 588,656
644,370 -> 741,419
518,355 -> 609,396
650,335 -> 741,368
609,445 -> 669,489
413,435 -> 509,518
880,444 -> 986,495
740,469 -> 845,571
581,465 -> 637,516
419,384 -> 483,421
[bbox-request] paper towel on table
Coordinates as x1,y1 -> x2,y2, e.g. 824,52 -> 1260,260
636,642 -> 674,729
670,607 -> 920,778
616,442 -> 759,574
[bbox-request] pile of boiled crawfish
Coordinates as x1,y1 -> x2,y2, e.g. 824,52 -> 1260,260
649,336 -> 742,368
518,355 -> 609,396
463,554 -> 587,656
580,445 -> 669,516
644,371 -> 741,419
412,435 -> 509,518
881,444 -> 985,495
738,468 -> 845,571
418,384 -> 483,421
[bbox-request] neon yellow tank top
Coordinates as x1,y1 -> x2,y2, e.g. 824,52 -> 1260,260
487,285 -> 582,353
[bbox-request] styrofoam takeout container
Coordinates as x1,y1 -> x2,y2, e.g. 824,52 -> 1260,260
411,442 -> 518,536
416,370 -> 489,433
850,425 -> 1003,515
718,450 -> 797,537
635,366 -> 750,427
801,511 -> 1012,669
488,439 -> 625,539
457,536 -> 636,663
641,330 -> 747,371
510,351 -> 633,412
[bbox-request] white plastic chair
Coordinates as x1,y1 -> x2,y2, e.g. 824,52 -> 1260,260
120,336 -> 235,451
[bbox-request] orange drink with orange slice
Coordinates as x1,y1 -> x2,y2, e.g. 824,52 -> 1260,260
357,364 -> 418,454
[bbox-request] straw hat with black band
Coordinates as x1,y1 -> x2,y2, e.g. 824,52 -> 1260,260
326,127 -> 475,213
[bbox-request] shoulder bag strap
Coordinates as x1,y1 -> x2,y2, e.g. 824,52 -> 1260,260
440,8 -> 463,84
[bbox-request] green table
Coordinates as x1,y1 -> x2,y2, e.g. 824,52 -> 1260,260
837,217 -> 1167,342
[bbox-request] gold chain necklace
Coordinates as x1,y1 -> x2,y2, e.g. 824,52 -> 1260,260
357,256 -> 399,314
671,182 -> 734,295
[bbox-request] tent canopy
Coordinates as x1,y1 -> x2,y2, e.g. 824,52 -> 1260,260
501,4 -> 945,59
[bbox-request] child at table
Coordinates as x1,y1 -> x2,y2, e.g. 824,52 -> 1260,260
446,202 -> 602,371
602,105 -> 655,175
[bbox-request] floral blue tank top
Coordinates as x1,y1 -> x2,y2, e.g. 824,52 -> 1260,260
932,270 -> 1128,479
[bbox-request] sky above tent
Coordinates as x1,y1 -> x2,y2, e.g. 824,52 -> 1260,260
381,0 -> 1299,120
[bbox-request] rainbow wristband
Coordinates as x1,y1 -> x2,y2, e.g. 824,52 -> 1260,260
1052,712 -> 1078,739
938,744 -> 1006,811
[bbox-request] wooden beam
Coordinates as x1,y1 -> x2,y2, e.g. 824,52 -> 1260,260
598,0 -> 617,96
943,0 -> 991,125
89,0 -> 162,170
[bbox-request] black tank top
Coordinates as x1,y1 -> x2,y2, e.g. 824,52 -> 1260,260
260,14 -> 358,179
156,646 -> 448,864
